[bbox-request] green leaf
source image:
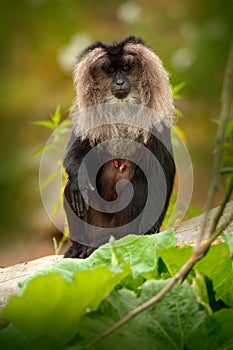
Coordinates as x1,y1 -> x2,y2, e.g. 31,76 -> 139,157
32,145 -> 56,156
195,243 -> 233,307
51,198 -> 62,221
58,119 -> 73,128
75,289 -> 144,350
186,309 -> 233,350
140,280 -> 206,349
32,120 -> 55,129
51,106 -> 61,126
3,266 -> 129,344
174,107 -> 184,118
192,273 -> 212,315
54,230 -> 177,282
157,246 -> 193,277
74,280 -> 205,350
40,169 -> 61,190
63,229 -> 177,278
0,323 -> 30,349
172,82 -> 185,100
222,232 -> 233,255
52,237 -> 59,255
47,230 -> 177,293
211,118 -> 221,125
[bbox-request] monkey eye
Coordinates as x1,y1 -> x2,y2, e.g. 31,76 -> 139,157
107,66 -> 116,74
122,63 -> 131,72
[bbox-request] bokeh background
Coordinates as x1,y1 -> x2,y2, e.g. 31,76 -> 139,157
0,0 -> 232,266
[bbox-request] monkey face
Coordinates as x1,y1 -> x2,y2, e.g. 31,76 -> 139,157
73,35 -> 173,121
103,56 -> 143,104
103,60 -> 132,99
89,55 -> 140,104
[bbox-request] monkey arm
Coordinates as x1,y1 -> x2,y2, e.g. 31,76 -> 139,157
63,132 -> 93,216
143,127 -> 176,233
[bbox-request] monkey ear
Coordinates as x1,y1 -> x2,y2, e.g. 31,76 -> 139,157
127,43 -> 174,126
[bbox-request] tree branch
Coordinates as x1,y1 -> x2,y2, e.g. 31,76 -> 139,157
196,36 -> 233,250
210,176 -> 233,233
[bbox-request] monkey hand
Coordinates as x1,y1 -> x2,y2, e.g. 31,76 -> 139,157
70,178 -> 94,216
69,163 -> 94,216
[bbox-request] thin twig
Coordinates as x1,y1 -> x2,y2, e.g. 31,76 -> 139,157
206,209 -> 233,247
210,176 -> 233,233
195,36 -> 233,252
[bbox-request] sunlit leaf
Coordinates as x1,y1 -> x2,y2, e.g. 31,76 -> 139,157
51,106 -> 61,126
3,266 -> 130,344
192,272 -> 212,315
195,243 -> 233,307
172,82 -> 185,100
32,120 -> 55,129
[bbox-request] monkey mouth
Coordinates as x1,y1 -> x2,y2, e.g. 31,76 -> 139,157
113,91 -> 130,99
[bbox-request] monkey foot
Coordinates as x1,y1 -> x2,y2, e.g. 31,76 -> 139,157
64,241 -> 96,259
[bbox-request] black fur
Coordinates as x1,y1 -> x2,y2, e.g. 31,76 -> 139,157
63,126 -> 175,258
79,35 -> 146,61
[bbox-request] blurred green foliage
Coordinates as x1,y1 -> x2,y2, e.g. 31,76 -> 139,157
0,0 -> 232,251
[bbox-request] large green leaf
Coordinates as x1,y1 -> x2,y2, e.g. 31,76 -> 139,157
158,243 -> 233,308
71,280 -> 205,350
3,266 -> 129,344
139,280 -> 206,349
157,245 -> 193,276
186,309 -> 233,350
53,229 -> 177,280
195,243 -> 233,307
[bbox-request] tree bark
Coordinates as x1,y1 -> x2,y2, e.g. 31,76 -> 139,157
175,200 -> 233,244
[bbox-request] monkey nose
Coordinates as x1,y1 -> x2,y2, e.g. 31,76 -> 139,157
116,79 -> 124,86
